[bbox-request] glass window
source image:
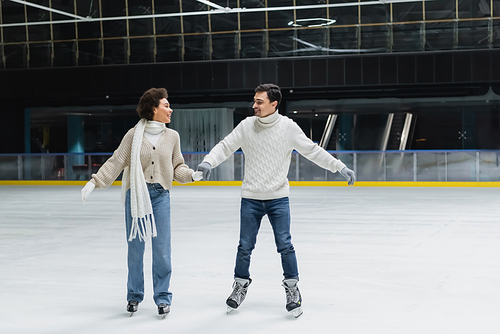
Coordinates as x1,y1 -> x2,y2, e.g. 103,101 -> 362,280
129,37 -> 154,63
128,18 -> 154,36
212,32 -> 237,60
240,32 -> 264,59
329,26 -> 358,51
183,14 -> 209,34
78,40 -> 101,66
267,0 -> 294,6
183,34 -> 210,61
493,19 -> 500,48
425,22 -> 454,51
361,24 -> 388,51
156,1 -> 181,15
53,41 -> 75,67
101,1 -> 126,38
210,1 -> 238,32
29,43 -> 51,68
268,30 -> 294,58
26,6 -> 50,42
101,0 -> 126,16
459,0 -> 491,18
52,22 -> 76,40
156,36 -> 181,62
329,5 -> 358,26
4,44 -> 27,68
495,0 -> 500,16
393,2 -> 423,22
128,0 -> 153,37
240,11 -> 266,30
267,9 -> 293,30
392,23 -> 422,52
103,39 -> 126,64
102,20 -> 126,38
155,1 -> 182,35
75,0 -> 98,18
77,21 -> 102,39
425,0 -> 455,20
296,28 -> 328,56
3,27 -> 26,43
155,16 -> 182,35
361,4 -> 388,24
458,20 -> 490,49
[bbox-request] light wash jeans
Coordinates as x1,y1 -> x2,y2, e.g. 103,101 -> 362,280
235,197 -> 299,280
125,183 -> 172,306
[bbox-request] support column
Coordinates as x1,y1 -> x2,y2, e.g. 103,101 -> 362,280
24,108 -> 31,179
67,115 -> 85,180
24,108 -> 31,153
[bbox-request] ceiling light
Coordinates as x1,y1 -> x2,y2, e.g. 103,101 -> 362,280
288,18 -> 336,28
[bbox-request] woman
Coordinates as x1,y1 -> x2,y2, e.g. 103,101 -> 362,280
81,87 -> 198,317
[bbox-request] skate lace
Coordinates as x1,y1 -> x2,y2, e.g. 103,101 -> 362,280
284,284 -> 299,304
230,281 -> 247,302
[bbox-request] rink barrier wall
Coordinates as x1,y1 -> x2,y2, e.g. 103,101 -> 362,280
1,181 -> 500,187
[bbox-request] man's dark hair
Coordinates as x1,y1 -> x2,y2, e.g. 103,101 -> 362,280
255,83 -> 282,111
136,88 -> 168,120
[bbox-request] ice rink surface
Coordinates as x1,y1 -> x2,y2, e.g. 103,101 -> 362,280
0,185 -> 499,334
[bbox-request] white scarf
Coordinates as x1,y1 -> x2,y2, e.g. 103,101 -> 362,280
122,119 -> 166,242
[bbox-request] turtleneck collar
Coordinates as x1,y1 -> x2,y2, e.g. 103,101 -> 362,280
256,110 -> 280,127
144,119 -> 166,134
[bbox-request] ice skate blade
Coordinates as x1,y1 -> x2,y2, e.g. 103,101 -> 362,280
289,307 -> 303,318
160,314 -> 168,320
226,306 -> 236,314
129,312 -> 134,317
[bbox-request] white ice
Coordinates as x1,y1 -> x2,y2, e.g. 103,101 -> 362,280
0,185 -> 499,334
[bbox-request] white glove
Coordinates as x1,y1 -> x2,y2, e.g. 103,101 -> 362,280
81,182 -> 95,204
340,167 -> 356,186
192,170 -> 203,181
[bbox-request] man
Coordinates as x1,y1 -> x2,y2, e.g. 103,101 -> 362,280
197,83 -> 355,318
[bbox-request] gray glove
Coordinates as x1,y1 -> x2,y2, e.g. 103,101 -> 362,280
197,161 -> 212,181
340,167 -> 355,186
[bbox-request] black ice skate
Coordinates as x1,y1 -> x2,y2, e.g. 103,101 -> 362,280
282,278 -> 303,318
226,277 -> 252,313
127,300 -> 139,316
158,303 -> 170,319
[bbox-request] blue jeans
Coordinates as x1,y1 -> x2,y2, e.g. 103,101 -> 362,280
125,183 -> 172,306
235,197 -> 299,280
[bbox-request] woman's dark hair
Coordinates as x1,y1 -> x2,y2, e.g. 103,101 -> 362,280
255,83 -> 282,111
136,88 -> 168,120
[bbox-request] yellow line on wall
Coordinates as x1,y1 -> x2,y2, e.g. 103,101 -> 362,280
1,180 -> 500,187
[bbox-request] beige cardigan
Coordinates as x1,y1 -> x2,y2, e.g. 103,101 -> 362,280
90,126 -> 194,190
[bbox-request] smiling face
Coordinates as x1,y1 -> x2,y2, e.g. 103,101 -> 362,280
253,91 -> 278,118
152,98 -> 172,123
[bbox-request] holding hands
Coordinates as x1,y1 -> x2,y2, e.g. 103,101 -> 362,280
196,161 -> 212,181
192,170 -> 203,181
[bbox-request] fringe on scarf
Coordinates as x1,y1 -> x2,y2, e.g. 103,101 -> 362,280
128,214 -> 158,242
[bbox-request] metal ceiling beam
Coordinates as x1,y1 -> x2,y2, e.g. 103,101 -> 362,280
196,0 -> 228,11
0,0 -> 431,28
8,0 -> 87,20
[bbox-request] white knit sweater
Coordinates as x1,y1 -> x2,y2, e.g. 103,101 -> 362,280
203,111 -> 346,200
